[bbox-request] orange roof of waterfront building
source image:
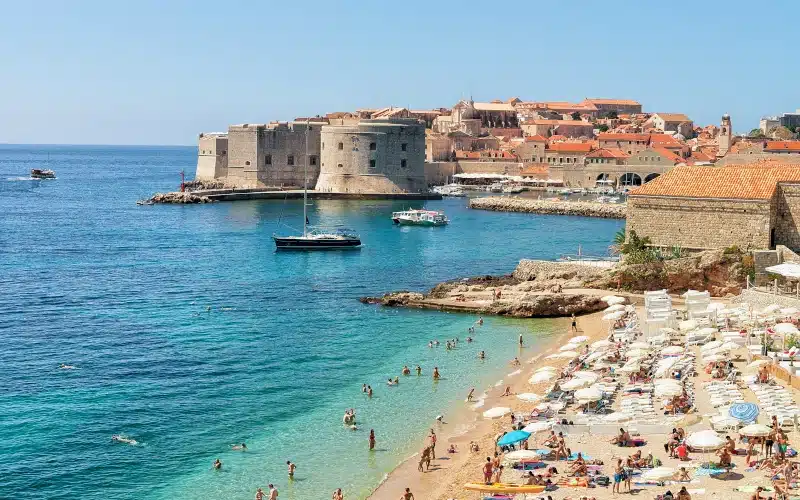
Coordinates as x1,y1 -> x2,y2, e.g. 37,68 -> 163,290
547,142 -> 594,153
648,134 -> 683,148
630,161 -> 800,200
524,135 -> 547,142
586,148 -> 629,159
765,141 -> 800,152
598,133 -> 650,142
653,113 -> 691,122
650,147 -> 685,164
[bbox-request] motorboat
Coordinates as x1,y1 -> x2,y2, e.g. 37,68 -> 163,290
31,169 -> 56,179
392,209 -> 449,226
502,185 -> 524,194
488,182 -> 503,193
433,184 -> 466,197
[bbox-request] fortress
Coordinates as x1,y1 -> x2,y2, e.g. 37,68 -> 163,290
195,118 -> 427,194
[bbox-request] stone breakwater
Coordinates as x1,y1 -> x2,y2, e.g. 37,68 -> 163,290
469,196 -> 626,219
141,192 -> 215,204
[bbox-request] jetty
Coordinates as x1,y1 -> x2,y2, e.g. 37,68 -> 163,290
469,196 -> 626,218
142,188 -> 441,204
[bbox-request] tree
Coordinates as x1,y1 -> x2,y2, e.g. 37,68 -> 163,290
571,111 -> 581,120
748,128 -> 766,139
597,124 -> 609,132
603,111 -> 618,119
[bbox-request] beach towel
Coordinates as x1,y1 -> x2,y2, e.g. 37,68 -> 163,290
568,452 -> 591,460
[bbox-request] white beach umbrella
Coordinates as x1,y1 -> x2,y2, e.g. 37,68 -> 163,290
516,393 -> 542,402
561,378 -> 591,391
545,354 -> 560,360
701,340 -> 723,351
605,304 -> 625,312
628,342 -> 650,350
654,357 -> 680,378
522,421 -> 552,434
535,366 -> 557,373
780,307 -> 799,316
716,341 -> 741,352
503,450 -> 541,462
592,339 -> 614,349
529,372 -> 555,384
710,415 -> 741,428
483,407 -> 511,419
575,387 -> 603,402
686,430 -> 725,451
573,371 -> 601,381
555,351 -> 578,359
602,311 -> 624,321
602,295 -> 626,305
661,346 -> 684,356
774,323 -> 799,335
642,467 -> 677,482
618,363 -> 641,374
660,328 -> 678,335
707,302 -> 725,311
679,320 -> 698,332
698,327 -> 718,336
745,359 -> 770,372
739,424 -> 772,437
626,348 -> 649,358
604,412 -> 632,423
569,335 -> 590,344
763,304 -> 782,314
655,384 -> 683,397
585,351 -> 609,363
560,343 -> 581,352
535,402 -> 565,412
703,354 -> 726,363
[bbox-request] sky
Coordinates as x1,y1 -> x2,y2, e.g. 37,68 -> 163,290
0,1 -> 798,145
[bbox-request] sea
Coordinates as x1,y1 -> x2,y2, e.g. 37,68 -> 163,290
0,145 -> 624,500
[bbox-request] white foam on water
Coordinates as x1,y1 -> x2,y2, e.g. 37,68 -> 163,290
507,369 -> 521,377
494,379 -> 503,387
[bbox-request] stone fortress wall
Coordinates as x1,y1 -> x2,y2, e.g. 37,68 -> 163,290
196,133 -> 229,180
315,118 -> 427,194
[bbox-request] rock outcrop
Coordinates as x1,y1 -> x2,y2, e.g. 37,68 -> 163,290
586,248 -> 749,296
470,197 -> 625,219
142,192 -> 215,204
183,179 -> 230,191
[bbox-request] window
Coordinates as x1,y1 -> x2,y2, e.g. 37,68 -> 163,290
265,154 -> 272,165
401,159 -> 407,168
337,163 -> 343,168
338,142 -> 343,150
369,159 -> 376,169
222,150 -> 226,155
245,161 -> 250,165
369,142 -> 376,151
401,143 -> 407,151
309,155 -> 317,166
287,155 -> 294,166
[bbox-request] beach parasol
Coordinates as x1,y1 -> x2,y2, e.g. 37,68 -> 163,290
710,415 -> 741,428
628,342 -> 650,350
774,323 -> 799,335
569,335 -> 589,344
641,467 -> 677,482
661,346 -> 684,356
555,351 -> 578,359
592,339 -> 614,349
529,372 -> 555,384
729,403 -> 759,423
739,423 -> 772,437
660,327 -> 678,335
626,348 -> 649,358
703,354 -> 726,363
602,295 -> 626,305
573,371 -> 601,381
605,304 -> 625,312
503,449 -> 540,462
535,401 -> 565,412
561,378 -> 591,391
604,412 -> 632,423
744,359 -> 770,372
686,430 -> 725,451
618,363 -> 641,374
574,387 -> 602,402
602,311 -> 624,321
780,307 -> 799,316
655,384 -> 683,397
697,327 -> 718,336
701,340 -> 723,351
715,341 -> 741,353
497,430 -> 531,447
763,304 -> 782,314
679,320 -> 698,332
483,407 -> 511,419
522,421 -> 552,434
535,366 -> 557,373
516,393 -> 542,402
560,343 -> 581,352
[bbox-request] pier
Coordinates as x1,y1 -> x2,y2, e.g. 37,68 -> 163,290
197,188 -> 442,202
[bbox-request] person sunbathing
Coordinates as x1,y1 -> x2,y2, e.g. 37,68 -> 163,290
568,452 -> 587,476
542,431 -> 558,448
610,428 -> 630,447
725,435 -> 737,454
717,447 -> 732,468
673,466 -> 691,481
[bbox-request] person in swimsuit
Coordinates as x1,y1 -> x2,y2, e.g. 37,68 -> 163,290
677,486 -> 691,500
367,386 -> 373,398
415,365 -> 422,376
362,384 -> 367,393
466,387 -> 475,402
255,488 -> 264,500
400,487 -> 414,500
429,429 -> 437,458
483,457 -> 493,483
268,484 -> 278,500
287,460 -> 296,479
613,458 -> 624,494
478,317 -> 483,325
331,488 -> 344,500
519,334 -> 523,346
213,459 -> 222,470
387,378 -> 395,386
478,351 -> 485,360
432,367 -> 440,380
571,313 -> 577,332
369,429 -> 376,450
232,443 -> 247,451
402,366 -> 410,375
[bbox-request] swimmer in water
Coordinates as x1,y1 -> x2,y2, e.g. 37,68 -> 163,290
59,363 -> 76,370
510,357 -> 520,366
434,340 -> 440,346
478,317 -> 483,325
402,365 -> 411,376
433,367 -> 441,380
362,384 -> 367,393
232,443 -> 247,451
519,334 -> 523,346
213,458 -> 222,470
416,365 -> 422,376
387,378 -> 395,386
112,435 -> 138,445
446,341 -> 452,350
428,341 -> 433,348
367,385 -> 373,397
206,306 -> 212,312
466,336 -> 473,343
478,351 -> 486,359
394,376 -> 399,385
287,460 -> 296,478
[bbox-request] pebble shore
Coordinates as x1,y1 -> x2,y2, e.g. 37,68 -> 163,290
469,196 -> 626,219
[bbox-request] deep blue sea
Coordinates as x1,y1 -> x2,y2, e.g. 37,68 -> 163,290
0,145 -> 624,499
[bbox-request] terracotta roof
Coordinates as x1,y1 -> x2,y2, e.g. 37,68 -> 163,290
523,119 -> 593,126
629,161 -> 800,200
598,133 -> 650,142
548,135 -> 567,143
524,135 -> 547,142
650,147 -> 684,164
583,98 -> 641,106
765,141 -> 800,152
547,142 -> 593,153
689,150 -> 714,162
648,134 -> 682,148
586,148 -> 629,159
653,113 -> 691,123
520,165 -> 549,177
473,102 -> 515,112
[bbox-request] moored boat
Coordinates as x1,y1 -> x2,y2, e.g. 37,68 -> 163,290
391,209 -> 449,226
273,228 -> 361,249
31,169 -> 56,179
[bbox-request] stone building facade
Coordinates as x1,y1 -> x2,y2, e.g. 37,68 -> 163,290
196,133 -> 229,180
316,118 -> 426,194
626,162 -> 800,252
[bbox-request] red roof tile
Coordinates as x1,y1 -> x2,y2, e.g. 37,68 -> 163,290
648,134 -> 682,148
524,135 -> 547,142
630,160 -> 800,200
586,148 -> 629,159
650,147 -> 684,164
765,141 -> 800,152
598,133 -> 650,142
547,142 -> 593,153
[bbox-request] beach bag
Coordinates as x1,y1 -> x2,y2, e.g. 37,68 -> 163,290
653,457 -> 662,467
595,475 -> 610,486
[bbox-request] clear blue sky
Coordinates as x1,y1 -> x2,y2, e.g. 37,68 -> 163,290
1,1 -> 796,145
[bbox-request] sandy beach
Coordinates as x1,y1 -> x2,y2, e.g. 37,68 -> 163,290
370,298 -> 800,500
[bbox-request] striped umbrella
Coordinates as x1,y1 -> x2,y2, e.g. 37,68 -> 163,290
729,403 -> 759,423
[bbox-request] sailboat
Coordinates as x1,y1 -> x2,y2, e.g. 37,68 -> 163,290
272,122 -> 361,250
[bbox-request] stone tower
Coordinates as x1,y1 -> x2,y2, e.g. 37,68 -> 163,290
718,114 -> 732,157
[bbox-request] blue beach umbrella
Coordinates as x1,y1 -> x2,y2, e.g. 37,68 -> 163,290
497,430 -> 531,447
729,403 -> 759,423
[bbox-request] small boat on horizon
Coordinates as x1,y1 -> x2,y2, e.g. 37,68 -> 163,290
392,209 -> 449,226
31,168 -> 56,179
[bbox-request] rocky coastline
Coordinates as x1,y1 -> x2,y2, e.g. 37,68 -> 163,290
139,192 -> 215,205
469,196 -> 626,219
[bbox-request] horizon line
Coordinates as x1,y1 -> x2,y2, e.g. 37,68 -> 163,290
0,142 -> 196,148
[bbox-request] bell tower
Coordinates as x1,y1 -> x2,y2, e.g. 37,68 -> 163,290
718,114 -> 732,157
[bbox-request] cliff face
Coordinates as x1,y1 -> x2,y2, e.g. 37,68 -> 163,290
585,249 -> 748,296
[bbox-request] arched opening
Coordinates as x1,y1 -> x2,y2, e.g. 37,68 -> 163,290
595,173 -> 612,187
620,172 -> 642,186
644,173 -> 660,183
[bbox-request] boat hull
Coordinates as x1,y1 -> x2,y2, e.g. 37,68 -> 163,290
273,236 -> 361,250
397,219 -> 447,226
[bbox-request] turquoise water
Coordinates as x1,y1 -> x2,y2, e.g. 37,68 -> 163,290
0,145 -> 624,499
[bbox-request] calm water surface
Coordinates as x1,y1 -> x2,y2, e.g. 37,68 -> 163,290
0,145 -> 624,499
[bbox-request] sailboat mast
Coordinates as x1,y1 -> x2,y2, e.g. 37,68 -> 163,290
303,120 -> 309,237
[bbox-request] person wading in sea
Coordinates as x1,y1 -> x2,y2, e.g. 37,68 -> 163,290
369,429 -> 376,450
